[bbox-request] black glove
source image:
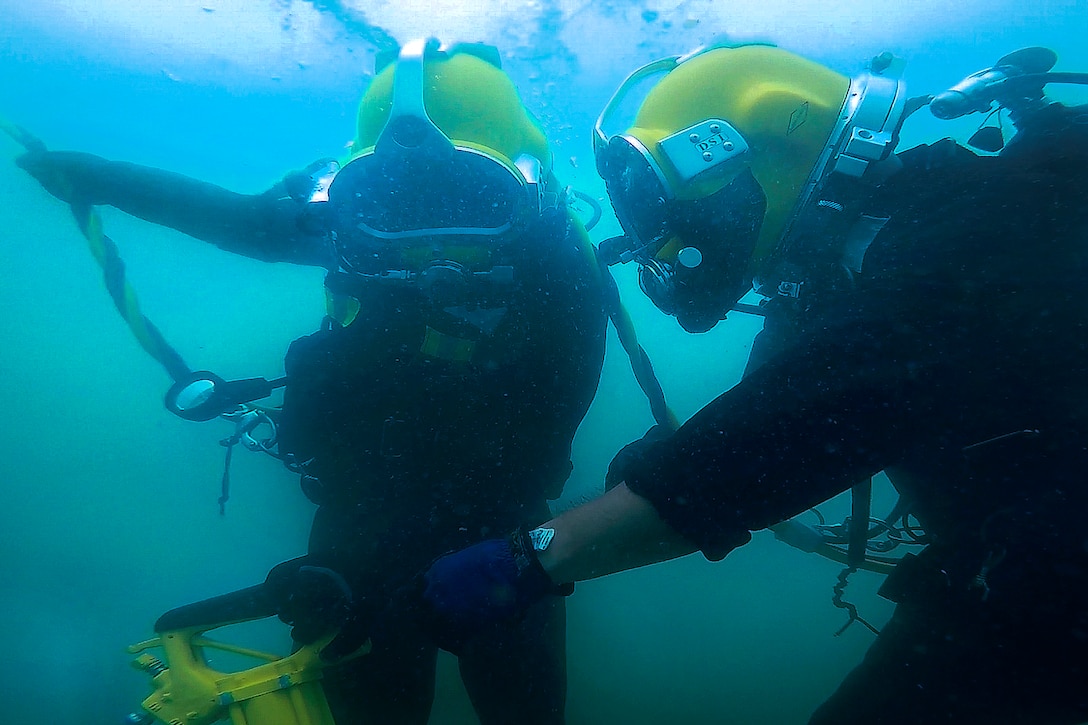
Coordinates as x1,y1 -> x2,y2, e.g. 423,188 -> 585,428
264,555 -> 375,661
420,527 -> 571,654
605,424 -> 672,490
277,158 -> 339,203
15,150 -> 111,205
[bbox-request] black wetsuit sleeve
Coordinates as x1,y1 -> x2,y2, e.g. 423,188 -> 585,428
623,316 -> 945,560
66,156 -> 333,266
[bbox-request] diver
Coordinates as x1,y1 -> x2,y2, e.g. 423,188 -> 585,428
18,38 -> 607,724
418,43 -> 1088,723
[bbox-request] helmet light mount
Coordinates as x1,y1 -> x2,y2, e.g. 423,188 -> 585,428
929,46 -> 1059,122
927,46 -> 1088,154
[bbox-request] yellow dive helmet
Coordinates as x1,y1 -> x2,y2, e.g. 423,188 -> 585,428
594,42 -> 907,332
324,37 -> 558,295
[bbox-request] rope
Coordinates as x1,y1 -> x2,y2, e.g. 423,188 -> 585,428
2,118 -> 191,382
598,258 -> 679,431
831,566 -> 880,637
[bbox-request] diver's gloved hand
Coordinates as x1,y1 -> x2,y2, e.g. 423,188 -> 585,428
264,555 -> 375,661
15,150 -> 111,205
277,157 -> 339,203
420,528 -> 572,654
605,424 -> 673,490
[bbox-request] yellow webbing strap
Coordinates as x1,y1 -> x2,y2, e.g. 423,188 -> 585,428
2,117 -> 191,381
74,203 -> 192,380
420,326 -> 476,363
324,287 -> 361,327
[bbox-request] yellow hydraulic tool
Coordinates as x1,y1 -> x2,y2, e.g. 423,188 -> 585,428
125,584 -> 368,725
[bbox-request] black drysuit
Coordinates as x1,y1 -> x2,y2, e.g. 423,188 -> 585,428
277,209 -> 607,725
624,107 -> 1088,724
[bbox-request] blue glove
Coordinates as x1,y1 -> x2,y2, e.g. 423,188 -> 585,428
421,528 -> 572,653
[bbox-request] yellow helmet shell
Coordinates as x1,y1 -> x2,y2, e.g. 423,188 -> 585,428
628,45 -> 850,262
353,51 -> 552,177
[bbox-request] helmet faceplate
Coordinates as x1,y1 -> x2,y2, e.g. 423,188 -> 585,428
328,38 -> 556,280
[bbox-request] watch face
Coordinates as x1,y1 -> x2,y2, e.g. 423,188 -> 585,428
529,527 -> 556,552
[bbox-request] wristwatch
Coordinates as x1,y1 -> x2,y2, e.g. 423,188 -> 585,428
528,527 -> 556,553
510,527 -> 554,575
510,526 -> 574,596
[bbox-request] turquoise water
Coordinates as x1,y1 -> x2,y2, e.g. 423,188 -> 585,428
1,2 -> 1085,723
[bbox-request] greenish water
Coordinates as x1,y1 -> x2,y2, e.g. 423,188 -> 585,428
1,2 -> 1085,723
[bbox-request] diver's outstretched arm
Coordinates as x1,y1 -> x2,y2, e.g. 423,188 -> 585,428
16,150 -> 333,267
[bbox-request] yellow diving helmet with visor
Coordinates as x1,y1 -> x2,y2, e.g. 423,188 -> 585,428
594,41 -> 907,332
322,37 -> 558,308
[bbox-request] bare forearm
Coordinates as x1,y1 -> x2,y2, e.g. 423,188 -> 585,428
535,482 -> 697,583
